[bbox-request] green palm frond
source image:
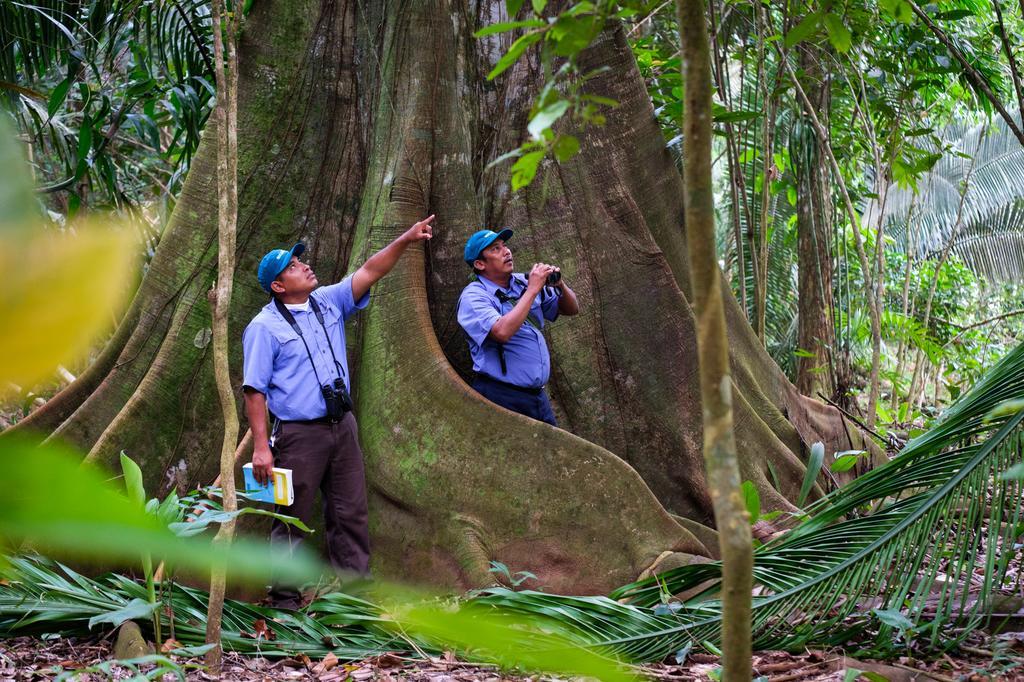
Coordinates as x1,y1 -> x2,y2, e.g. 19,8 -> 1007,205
610,340 -> 1024,653
877,112 -> 1024,282
0,554 -> 406,659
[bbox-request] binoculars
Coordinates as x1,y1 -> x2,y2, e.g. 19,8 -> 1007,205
322,378 -> 353,422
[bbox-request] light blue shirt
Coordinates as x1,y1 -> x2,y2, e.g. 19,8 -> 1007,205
242,276 -> 369,421
457,273 -> 561,389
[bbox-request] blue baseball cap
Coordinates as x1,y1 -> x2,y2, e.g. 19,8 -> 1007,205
257,242 -> 306,293
463,228 -> 513,265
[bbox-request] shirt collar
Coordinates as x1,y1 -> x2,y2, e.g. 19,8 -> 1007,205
477,273 -> 524,295
283,300 -> 310,313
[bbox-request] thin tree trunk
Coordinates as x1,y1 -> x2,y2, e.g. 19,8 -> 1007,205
708,0 -> 748,318
779,52 -> 880,426
676,0 -> 751,678
204,0 -> 241,669
892,195 -> 917,412
794,45 -> 834,399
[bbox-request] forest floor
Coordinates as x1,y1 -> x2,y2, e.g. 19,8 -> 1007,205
1,631 -> 1022,681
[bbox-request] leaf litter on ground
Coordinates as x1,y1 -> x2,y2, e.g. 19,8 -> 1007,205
0,633 -> 1019,681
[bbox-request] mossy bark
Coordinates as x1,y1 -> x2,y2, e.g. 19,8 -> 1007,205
15,0 -> 876,593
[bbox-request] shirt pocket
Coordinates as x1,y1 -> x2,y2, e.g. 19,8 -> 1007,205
270,326 -> 304,365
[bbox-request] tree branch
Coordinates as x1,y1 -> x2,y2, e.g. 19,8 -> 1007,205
906,0 -> 1024,146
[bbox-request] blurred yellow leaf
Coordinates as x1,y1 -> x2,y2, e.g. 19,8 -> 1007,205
0,227 -> 135,391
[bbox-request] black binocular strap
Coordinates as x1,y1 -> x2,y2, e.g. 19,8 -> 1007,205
273,297 -> 346,386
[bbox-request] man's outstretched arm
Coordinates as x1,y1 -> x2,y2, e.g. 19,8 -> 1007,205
351,215 -> 435,300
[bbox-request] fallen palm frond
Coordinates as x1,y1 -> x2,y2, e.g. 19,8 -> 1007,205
4,342 -> 1024,663
609,339 -> 1024,653
0,555 -> 402,659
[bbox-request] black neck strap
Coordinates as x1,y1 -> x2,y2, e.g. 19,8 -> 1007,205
273,297 -> 346,386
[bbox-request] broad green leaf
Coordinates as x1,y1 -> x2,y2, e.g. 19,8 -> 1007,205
393,602 -> 633,681
169,643 -> 217,656
511,149 -> 545,190
47,78 -> 71,119
531,0 -> 546,13
0,228 -> 135,391
473,19 -> 545,37
0,433 -> 325,586
822,14 -> 852,53
487,31 -> 542,80
120,452 -> 146,506
784,12 -> 820,48
553,135 -> 580,162
830,454 -> 861,473
76,115 -> 93,168
550,15 -> 599,57
879,0 -> 914,23
507,0 -> 525,15
87,597 -> 158,630
566,1 -> 595,15
528,99 -> 570,139
872,608 -> 914,630
741,481 -> 761,523
797,442 -> 824,507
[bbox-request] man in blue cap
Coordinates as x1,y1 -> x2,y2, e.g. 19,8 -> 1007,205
457,228 -> 579,425
242,214 -> 434,609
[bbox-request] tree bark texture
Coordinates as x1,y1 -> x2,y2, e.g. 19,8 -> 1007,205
13,0 -> 875,594
794,46 -> 835,400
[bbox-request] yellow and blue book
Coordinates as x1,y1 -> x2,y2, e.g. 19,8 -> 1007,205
242,463 -> 294,506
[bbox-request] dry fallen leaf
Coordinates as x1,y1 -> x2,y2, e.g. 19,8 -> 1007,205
372,652 -> 403,668
242,614 -> 278,638
160,638 -> 182,653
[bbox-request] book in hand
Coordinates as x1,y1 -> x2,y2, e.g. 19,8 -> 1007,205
242,463 -> 294,506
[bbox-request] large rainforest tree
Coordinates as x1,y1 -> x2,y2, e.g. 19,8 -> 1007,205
12,0 -> 876,593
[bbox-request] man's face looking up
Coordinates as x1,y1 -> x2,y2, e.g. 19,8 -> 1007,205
271,256 -> 318,298
474,239 -> 513,281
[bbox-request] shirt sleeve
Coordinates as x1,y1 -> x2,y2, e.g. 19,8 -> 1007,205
458,286 -> 501,347
241,322 -> 277,394
539,286 -> 561,322
319,275 -> 370,321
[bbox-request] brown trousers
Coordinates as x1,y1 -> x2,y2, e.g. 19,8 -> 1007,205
268,412 -> 369,605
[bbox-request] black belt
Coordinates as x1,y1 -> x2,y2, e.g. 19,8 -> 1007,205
475,374 -> 543,396
277,414 -> 346,426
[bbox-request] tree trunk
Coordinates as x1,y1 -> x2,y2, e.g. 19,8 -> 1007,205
204,0 -> 241,669
677,0 -> 752,674
12,0 -> 876,594
794,46 -> 834,400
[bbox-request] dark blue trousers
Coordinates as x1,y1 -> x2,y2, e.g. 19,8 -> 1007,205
472,375 -> 557,426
